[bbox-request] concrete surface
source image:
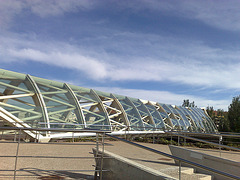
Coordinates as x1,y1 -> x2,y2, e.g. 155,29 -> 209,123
102,141 -> 213,179
0,141 -> 97,179
93,148 -> 176,180
1,139 -> 239,179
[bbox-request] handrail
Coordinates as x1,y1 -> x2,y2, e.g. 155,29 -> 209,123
105,134 -> 240,180
0,126 -> 111,133
0,127 -> 109,180
37,122 -> 163,130
165,131 -> 240,152
167,131 -> 240,138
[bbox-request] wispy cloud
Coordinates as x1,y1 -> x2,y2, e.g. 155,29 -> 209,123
1,31 -> 240,89
110,0 -> 240,32
95,86 -> 230,110
1,0 -> 240,32
0,0 -> 238,110
0,0 -> 93,28
8,48 -> 108,79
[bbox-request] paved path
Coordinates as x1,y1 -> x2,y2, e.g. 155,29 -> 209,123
0,139 -> 239,179
0,141 -> 97,179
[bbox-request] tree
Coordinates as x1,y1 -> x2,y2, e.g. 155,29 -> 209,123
206,106 -> 214,119
216,109 -> 230,132
182,99 -> 196,107
228,96 -> 240,132
206,106 -> 229,132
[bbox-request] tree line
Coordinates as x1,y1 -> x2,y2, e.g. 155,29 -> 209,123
182,96 -> 240,133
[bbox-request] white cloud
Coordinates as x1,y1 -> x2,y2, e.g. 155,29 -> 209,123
180,0 -> 240,32
8,48 -> 108,80
94,86 -> 230,110
0,0 -> 93,28
28,0 -> 93,17
1,0 -> 240,32
114,0 -> 240,32
1,31 -> 240,90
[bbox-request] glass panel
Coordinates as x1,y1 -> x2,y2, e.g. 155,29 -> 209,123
160,104 -> 181,130
144,103 -> 165,130
188,108 -> 205,131
192,108 -> 217,133
166,105 -> 187,131
129,99 -> 155,131
178,106 -> 198,132
0,78 -> 44,128
73,88 -> 110,130
36,82 -> 82,129
114,95 -> 144,131
175,106 -> 191,131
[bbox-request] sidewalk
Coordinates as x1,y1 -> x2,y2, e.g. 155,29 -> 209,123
0,140 -> 239,179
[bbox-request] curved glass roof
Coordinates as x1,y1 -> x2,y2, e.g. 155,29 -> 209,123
0,69 -> 217,137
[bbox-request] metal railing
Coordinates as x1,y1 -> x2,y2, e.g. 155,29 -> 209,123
166,131 -> 240,151
1,125 -> 240,179
165,131 -> 240,159
0,126 -> 111,180
106,134 -> 240,180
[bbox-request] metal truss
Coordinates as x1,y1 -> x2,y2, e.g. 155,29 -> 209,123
0,69 -> 218,141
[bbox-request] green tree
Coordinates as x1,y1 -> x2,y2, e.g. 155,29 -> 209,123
216,109 -> 230,132
206,106 -> 229,132
228,96 -> 240,132
206,106 -> 214,119
182,99 -> 196,107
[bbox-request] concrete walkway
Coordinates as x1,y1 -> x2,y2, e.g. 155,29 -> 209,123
0,141 -> 97,179
0,140 -> 239,179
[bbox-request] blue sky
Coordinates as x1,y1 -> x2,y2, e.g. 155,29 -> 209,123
1,0 -> 240,110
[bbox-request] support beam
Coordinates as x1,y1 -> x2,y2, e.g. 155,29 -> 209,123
64,83 -> 86,128
26,75 -> 50,129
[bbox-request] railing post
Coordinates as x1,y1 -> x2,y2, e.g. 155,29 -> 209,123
100,133 -> 105,180
35,123 -> 38,143
219,135 -> 222,157
152,133 -> 155,144
14,129 -> 21,180
96,133 -> 99,154
72,132 -> 74,142
179,160 -> 181,180
1,129 -> 3,140
125,126 -> 129,140
184,133 -> 186,146
14,129 -> 17,142
178,135 -> 180,146
38,130 -> 40,143
94,133 -> 99,180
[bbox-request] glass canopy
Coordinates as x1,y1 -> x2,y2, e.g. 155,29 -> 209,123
0,68 -> 218,138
